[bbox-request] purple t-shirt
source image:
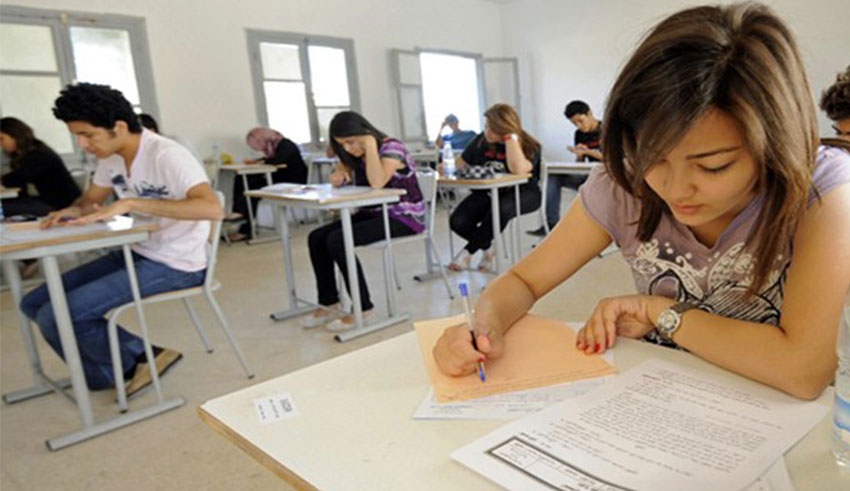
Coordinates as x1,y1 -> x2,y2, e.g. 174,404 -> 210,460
350,138 -> 426,234
580,146 -> 850,346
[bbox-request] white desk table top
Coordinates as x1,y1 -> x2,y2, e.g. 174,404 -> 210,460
545,162 -> 599,174
246,184 -> 405,207
199,329 -> 843,491
218,164 -> 285,174
437,173 -> 530,188
0,217 -> 158,255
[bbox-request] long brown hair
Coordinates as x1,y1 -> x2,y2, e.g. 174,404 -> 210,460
603,2 -> 818,293
0,117 -> 45,169
483,103 -> 540,162
328,111 -> 389,172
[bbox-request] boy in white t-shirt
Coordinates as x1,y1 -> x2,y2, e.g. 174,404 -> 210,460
20,83 -> 224,397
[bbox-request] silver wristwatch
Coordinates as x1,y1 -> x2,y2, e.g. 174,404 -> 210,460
656,302 -> 699,341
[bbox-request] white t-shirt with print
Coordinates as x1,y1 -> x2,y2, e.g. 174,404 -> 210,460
92,129 -> 210,272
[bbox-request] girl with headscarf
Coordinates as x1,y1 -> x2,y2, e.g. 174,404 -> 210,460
231,127 -> 308,240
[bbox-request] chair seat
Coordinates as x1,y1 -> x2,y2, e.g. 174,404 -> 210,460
135,281 -> 222,304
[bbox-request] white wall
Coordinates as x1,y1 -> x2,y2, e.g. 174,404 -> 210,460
8,0 -> 848,163
7,0 -> 505,159
500,0 -> 850,162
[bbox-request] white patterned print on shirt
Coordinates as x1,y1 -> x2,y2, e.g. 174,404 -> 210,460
631,238 -> 786,347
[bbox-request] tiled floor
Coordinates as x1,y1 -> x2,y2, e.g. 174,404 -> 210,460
0,206 -> 635,490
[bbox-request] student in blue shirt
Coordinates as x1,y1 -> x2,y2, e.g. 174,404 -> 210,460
436,114 -> 477,150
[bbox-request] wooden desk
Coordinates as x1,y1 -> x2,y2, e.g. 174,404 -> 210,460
438,173 -> 530,274
198,329 -> 843,490
0,186 -> 21,200
245,184 -> 408,342
0,218 -> 184,450
218,164 -> 285,244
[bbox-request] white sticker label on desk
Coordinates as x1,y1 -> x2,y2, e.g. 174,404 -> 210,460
254,392 -> 298,424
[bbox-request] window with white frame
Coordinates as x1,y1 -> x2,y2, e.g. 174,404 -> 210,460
246,30 -> 359,146
0,6 -> 158,162
392,49 -> 519,144
420,52 -> 483,141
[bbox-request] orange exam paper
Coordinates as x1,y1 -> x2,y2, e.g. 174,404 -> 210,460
416,314 -> 616,403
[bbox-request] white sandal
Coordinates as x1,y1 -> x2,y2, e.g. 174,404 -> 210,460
448,249 -> 472,272
326,310 -> 374,332
477,248 -> 495,272
300,305 -> 341,328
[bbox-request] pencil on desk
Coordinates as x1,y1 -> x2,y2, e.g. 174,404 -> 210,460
459,282 -> 486,382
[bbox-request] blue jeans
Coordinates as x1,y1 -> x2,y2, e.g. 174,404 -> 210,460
545,174 -> 587,228
20,250 -> 205,390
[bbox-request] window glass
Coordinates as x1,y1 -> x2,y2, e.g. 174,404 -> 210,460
398,52 -> 421,85
316,107 -> 344,143
249,31 -> 358,145
420,52 -> 481,140
70,26 -> 141,105
260,43 -> 302,80
308,45 -> 350,106
263,81 -> 310,143
0,23 -> 57,71
400,87 -> 426,140
0,74 -> 74,153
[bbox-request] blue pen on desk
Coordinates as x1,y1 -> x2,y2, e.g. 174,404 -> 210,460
459,282 -> 486,382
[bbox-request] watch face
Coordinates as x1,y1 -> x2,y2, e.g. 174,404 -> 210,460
657,310 -> 680,334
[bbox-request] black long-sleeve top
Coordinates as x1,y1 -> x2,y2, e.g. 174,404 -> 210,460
1,145 -> 81,209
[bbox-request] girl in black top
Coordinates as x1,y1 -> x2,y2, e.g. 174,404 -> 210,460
231,127 -> 309,240
448,104 -> 542,271
1,117 -> 81,218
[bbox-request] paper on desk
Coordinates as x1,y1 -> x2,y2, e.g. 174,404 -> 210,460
415,314 -> 615,403
452,358 -> 827,491
413,377 -> 609,420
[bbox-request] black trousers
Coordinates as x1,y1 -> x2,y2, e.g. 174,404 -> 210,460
233,174 -> 271,236
308,212 -> 415,311
450,186 -> 541,254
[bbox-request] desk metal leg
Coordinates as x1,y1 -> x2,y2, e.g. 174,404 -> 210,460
514,184 -> 522,264
490,189 -> 502,274
380,204 -> 396,317
40,255 -> 94,428
340,208 -> 363,331
121,246 -> 165,404
270,203 -> 314,321
1,259 -> 65,403
242,174 -> 257,240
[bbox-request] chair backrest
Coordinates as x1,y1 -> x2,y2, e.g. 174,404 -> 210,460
416,169 -> 438,236
205,191 -> 226,288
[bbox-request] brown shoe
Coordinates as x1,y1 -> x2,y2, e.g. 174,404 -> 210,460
124,348 -> 183,398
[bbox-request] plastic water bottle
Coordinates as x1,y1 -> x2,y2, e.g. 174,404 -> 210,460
834,289 -> 850,468
210,144 -> 221,165
442,142 -> 455,177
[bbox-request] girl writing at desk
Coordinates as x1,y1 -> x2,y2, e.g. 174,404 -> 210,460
230,127 -> 308,241
433,2 -> 850,400
302,111 -> 425,332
